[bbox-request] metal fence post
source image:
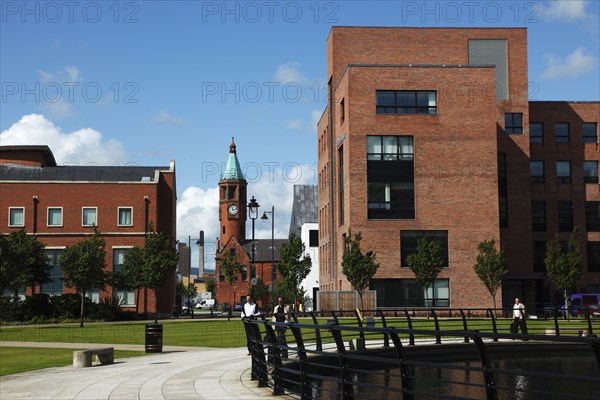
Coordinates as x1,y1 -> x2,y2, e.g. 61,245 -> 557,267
376,310 -> 390,348
330,325 -> 354,400
430,309 -> 441,344
459,309 -> 469,343
488,308 -> 498,342
290,324 -> 312,400
250,320 -> 269,387
471,332 -> 498,400
389,329 -> 414,400
310,311 -> 323,351
403,309 -> 415,345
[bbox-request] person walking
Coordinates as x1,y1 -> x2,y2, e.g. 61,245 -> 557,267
272,297 -> 290,358
242,295 -> 260,355
511,297 -> 527,334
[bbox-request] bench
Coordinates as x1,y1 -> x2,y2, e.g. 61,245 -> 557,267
544,328 -> 588,336
73,347 -> 114,368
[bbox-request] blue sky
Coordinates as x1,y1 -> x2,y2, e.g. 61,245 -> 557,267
1,0 -> 599,270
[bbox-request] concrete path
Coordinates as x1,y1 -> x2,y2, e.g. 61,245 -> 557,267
0,342 -> 290,399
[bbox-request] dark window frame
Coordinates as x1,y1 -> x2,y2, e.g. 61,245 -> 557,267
532,200 -> 547,232
584,161 -> 599,184
505,113 -> 523,134
558,201 -> 574,232
582,123 -> 598,144
400,230 -> 449,269
555,123 -> 570,144
529,122 -> 543,143
530,160 -> 545,183
376,90 -> 437,115
556,161 -> 571,183
586,201 -> 600,232
587,242 -> 600,272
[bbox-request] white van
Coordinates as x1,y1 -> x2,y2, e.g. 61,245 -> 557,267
197,299 -> 215,309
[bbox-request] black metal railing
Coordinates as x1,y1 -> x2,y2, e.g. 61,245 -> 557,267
242,308 -> 600,400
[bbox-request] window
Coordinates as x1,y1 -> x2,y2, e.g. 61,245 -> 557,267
588,242 -> 600,272
555,123 -> 569,143
370,278 -> 450,307
340,98 -> 345,124
532,201 -> 546,232
505,113 -> 523,134
583,123 -> 598,144
309,230 -> 319,247
586,201 -> 600,232
533,241 -> 547,272
558,201 -> 573,232
367,136 -> 415,219
41,249 -> 64,296
47,207 -> 63,227
530,161 -> 544,183
376,90 -> 436,114
113,248 -> 135,305
118,207 -> 133,226
529,123 -> 543,143
9,207 -> 24,227
498,153 -> 508,228
584,161 -> 599,183
401,230 -> 449,268
556,161 -> 571,183
82,207 -> 97,226
241,265 -> 247,281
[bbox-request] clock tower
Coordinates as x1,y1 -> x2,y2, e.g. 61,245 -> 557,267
219,137 -> 247,245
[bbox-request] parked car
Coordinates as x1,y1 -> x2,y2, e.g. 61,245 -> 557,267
560,293 -> 600,316
233,303 -> 244,312
197,299 -> 215,309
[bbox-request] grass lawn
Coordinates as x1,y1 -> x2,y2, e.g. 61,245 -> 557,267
0,318 -> 594,349
0,347 -> 145,376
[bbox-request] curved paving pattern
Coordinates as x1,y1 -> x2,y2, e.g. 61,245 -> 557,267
0,343 -> 288,400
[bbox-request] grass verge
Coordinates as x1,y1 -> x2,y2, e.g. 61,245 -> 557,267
0,347 -> 145,376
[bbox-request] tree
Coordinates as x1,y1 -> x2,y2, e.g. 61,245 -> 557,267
138,230 -> 179,323
205,277 -> 216,298
0,230 -> 50,296
473,239 -> 508,310
59,231 -> 108,327
278,233 -> 312,309
406,237 -> 444,312
545,229 -> 582,318
220,250 -> 241,321
117,246 -> 145,317
253,277 -> 269,307
341,230 -> 379,311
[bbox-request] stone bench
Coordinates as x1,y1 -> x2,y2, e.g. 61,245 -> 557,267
544,328 -> 588,336
73,347 -> 114,368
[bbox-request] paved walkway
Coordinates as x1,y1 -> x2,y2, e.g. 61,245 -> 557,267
0,342 -> 290,399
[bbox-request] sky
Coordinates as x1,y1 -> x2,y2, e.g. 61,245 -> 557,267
1,0 -> 599,270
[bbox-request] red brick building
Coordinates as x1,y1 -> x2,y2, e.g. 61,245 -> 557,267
0,145 -> 178,316
317,27 -> 599,310
215,139 -> 286,307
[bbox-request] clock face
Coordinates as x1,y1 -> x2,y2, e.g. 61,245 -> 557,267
228,204 -> 239,215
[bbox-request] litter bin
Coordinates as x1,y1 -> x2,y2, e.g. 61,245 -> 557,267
145,323 -> 163,353
365,317 -> 375,328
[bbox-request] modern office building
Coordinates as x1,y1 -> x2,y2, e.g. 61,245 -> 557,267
317,27 -> 599,310
0,145 -> 178,316
215,139 -> 287,307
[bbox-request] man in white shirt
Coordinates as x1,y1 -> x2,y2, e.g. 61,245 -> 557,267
242,295 -> 260,355
510,297 -> 527,334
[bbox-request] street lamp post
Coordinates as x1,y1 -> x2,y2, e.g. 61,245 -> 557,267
188,233 -> 201,318
247,196 -> 260,298
261,206 -> 275,309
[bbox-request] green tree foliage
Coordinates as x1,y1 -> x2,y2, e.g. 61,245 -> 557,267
59,231 -> 108,327
0,230 -> 50,296
116,246 -> 145,316
278,233 -> 311,308
341,230 -> 379,311
219,250 -> 241,320
545,229 -> 582,317
138,230 -> 179,323
253,277 -> 269,307
205,277 -> 216,298
473,239 -> 508,310
406,237 -> 444,311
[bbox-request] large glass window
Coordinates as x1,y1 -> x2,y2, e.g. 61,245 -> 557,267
529,123 -> 543,143
558,201 -> 573,232
532,201 -> 546,232
47,207 -> 63,226
82,207 -> 97,226
376,90 -> 436,114
584,161 -> 599,183
588,242 -> 600,272
556,161 -> 571,183
9,207 -> 24,227
583,123 -> 598,144
505,113 -> 523,134
309,230 -> 319,247
118,207 -> 133,226
533,241 -> 547,272
367,136 -> 414,219
370,278 -> 450,307
586,201 -> 600,232
113,248 -> 135,305
555,123 -> 570,144
400,230 -> 449,268
41,249 -> 64,296
530,161 -> 544,183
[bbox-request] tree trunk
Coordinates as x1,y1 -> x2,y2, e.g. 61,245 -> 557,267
359,290 -> 365,312
154,288 -> 159,324
425,286 -> 430,320
135,288 -> 140,319
564,290 -> 569,320
228,284 -> 232,321
80,290 -> 85,328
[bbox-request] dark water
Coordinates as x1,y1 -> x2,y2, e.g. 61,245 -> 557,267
307,356 -> 599,400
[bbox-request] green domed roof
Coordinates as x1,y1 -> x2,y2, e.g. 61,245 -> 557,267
222,137 -> 244,180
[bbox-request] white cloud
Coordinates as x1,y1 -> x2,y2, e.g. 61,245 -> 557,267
0,114 -> 127,165
540,0 -> 589,22
285,119 -> 301,129
36,66 -> 83,119
542,47 -> 597,79
37,65 -> 82,83
311,110 -> 322,133
153,110 -> 184,125
274,62 -> 307,84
